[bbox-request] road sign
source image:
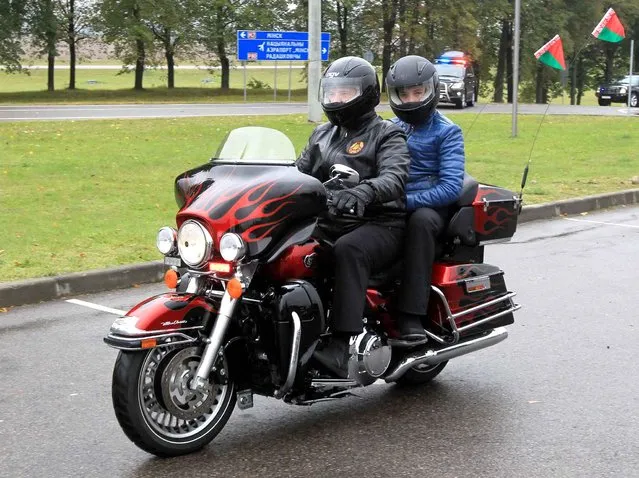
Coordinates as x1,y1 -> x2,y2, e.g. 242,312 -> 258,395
237,30 -> 331,61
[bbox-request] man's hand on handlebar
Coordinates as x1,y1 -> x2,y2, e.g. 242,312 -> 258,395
329,184 -> 376,217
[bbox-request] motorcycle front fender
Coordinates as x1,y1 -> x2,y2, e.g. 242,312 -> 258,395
103,293 -> 218,351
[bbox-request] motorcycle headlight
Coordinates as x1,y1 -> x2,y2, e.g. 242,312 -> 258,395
156,227 -> 177,255
620,87 -> 627,94
219,233 -> 246,262
451,82 -> 464,90
177,220 -> 213,268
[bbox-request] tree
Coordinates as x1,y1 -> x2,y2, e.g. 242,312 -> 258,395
98,0 -> 154,90
563,0 -> 603,104
143,0 -> 199,88
380,0 -> 399,92
335,0 -> 349,56
0,0 -> 27,72
197,0 -> 287,90
58,0 -> 96,89
27,0 -> 61,91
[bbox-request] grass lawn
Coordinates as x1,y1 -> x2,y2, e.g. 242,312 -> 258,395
0,67 -> 309,103
1,67 -> 605,106
1,113 -> 637,282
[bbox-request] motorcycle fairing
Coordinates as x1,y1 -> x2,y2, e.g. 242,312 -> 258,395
174,163 -> 327,259
126,293 -> 217,331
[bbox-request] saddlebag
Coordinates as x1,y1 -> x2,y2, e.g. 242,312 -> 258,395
428,263 -> 519,338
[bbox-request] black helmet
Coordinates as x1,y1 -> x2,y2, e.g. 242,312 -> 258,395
320,56 -> 380,128
386,55 -> 439,125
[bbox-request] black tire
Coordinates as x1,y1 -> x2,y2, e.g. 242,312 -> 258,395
395,361 -> 448,386
467,90 -> 476,107
454,97 -> 466,109
630,92 -> 638,108
598,98 -> 611,106
111,347 -> 236,457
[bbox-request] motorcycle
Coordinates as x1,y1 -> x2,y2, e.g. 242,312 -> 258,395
104,126 -> 521,457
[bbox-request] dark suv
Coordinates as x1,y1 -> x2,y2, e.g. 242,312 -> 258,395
596,74 -> 638,107
434,51 -> 477,108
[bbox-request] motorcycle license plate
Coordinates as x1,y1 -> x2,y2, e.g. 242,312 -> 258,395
164,256 -> 182,267
601,95 -> 611,99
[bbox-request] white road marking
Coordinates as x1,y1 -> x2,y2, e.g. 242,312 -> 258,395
563,217 -> 639,229
66,299 -> 126,316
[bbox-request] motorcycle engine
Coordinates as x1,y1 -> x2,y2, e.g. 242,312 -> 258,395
348,331 -> 392,386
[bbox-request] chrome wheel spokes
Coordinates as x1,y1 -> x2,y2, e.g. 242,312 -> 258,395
138,346 -> 229,441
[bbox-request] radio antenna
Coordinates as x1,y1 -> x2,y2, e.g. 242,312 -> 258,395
519,100 -> 551,207
461,101 -> 490,141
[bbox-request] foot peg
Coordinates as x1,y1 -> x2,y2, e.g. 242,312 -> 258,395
237,389 -> 254,410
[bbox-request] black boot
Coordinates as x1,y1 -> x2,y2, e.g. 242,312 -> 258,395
313,334 -> 351,379
397,312 -> 427,341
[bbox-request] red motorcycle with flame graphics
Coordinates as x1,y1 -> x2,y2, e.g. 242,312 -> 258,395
104,126 -> 521,457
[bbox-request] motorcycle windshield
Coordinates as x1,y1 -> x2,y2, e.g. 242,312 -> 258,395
174,127 -> 326,259
213,127 -> 297,164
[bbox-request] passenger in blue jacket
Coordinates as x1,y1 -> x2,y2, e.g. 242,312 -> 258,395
386,55 -> 465,340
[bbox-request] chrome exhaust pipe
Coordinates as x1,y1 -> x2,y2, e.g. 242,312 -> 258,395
384,327 -> 508,382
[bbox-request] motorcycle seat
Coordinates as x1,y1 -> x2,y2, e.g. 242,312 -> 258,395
455,173 -> 479,207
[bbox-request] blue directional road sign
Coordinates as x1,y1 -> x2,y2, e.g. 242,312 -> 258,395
237,30 -> 331,61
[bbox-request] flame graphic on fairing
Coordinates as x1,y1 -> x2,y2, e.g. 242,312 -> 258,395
188,177 -> 302,243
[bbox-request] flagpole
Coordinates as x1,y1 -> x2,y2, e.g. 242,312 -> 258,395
512,0 -> 521,137
628,39 -> 634,112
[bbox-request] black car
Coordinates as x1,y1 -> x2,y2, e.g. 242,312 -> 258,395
434,51 -> 477,109
596,74 -> 638,107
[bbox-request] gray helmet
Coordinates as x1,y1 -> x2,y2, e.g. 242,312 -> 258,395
320,56 -> 380,128
386,55 -> 439,125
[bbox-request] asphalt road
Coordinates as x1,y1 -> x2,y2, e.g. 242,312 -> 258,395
1,207 -> 638,478
1,102 -> 638,121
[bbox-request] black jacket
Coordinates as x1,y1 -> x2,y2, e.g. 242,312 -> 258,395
297,112 -> 410,232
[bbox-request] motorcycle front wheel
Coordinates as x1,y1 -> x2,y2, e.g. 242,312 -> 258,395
111,345 -> 236,457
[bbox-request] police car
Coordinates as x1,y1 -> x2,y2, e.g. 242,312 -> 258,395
434,51 -> 477,108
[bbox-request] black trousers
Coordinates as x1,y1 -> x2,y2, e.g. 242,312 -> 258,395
397,207 -> 448,315
332,223 -> 404,334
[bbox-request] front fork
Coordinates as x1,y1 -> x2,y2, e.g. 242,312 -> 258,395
190,262 -> 257,391
191,291 -> 238,390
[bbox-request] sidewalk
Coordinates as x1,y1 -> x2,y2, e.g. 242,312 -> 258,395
1,188 -> 638,309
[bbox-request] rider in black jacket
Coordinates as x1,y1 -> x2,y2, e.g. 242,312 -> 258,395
297,56 -> 411,378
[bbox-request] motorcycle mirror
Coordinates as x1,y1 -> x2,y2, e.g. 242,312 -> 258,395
329,164 -> 360,188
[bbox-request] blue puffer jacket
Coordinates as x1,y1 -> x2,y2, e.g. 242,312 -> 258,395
391,111 -> 465,211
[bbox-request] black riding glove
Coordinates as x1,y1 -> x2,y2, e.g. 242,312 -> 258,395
331,184 -> 376,217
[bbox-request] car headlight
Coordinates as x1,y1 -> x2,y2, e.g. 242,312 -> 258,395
219,233 -> 246,262
156,227 -> 177,255
177,220 -> 213,268
451,82 -> 464,90
620,87 -> 627,94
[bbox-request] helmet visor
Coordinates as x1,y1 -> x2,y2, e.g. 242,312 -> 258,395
320,77 -> 363,106
388,78 -> 436,107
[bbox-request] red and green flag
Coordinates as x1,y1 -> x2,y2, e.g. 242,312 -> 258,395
592,8 -> 625,43
534,35 -> 566,71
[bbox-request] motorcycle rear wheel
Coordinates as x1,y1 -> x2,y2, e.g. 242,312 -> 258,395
111,346 -> 236,457
396,361 -> 448,386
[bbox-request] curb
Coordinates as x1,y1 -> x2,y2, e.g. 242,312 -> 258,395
1,188 -> 638,309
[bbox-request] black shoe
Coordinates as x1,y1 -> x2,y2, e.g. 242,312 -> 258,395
397,313 -> 427,341
313,336 -> 351,379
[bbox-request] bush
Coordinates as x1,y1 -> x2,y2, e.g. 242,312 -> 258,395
247,77 -> 271,89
